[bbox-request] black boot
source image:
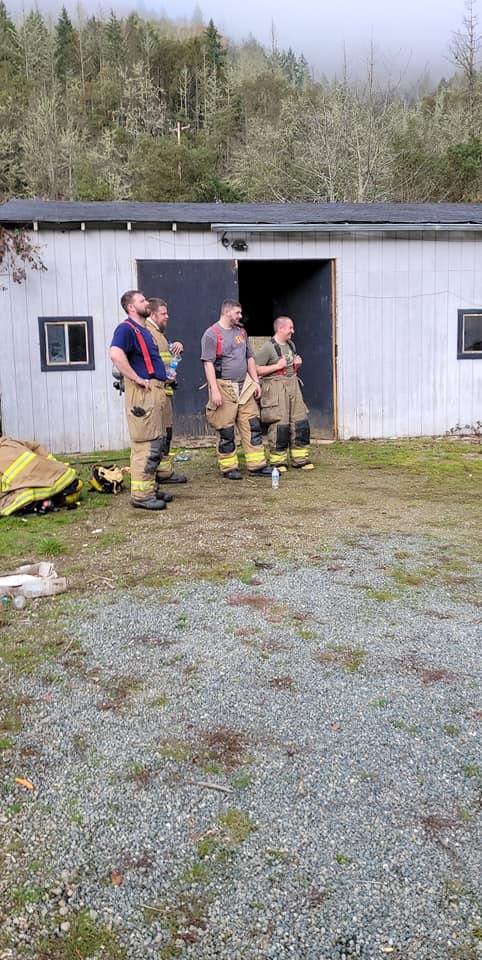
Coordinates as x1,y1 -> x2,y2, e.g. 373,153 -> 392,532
248,466 -> 273,477
155,488 -> 174,502
130,497 -> 166,511
160,473 -> 187,484
223,468 -> 243,480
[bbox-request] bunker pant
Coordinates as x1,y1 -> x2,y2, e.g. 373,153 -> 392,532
125,379 -> 169,501
259,376 -> 311,467
156,394 -> 175,480
206,377 -> 267,475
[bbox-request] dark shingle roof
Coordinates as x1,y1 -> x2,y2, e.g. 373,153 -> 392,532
3,199 -> 482,226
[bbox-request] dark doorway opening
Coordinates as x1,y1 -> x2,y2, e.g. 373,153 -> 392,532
238,259 -> 335,437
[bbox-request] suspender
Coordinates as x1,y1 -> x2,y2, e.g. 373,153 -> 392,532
211,323 -> 247,378
123,320 -> 155,376
271,337 -> 300,374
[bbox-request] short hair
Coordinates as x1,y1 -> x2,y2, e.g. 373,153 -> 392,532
221,299 -> 241,315
273,316 -> 292,332
120,290 -> 142,312
148,298 -> 168,312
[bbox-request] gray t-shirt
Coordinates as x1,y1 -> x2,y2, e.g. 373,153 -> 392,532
201,324 -> 253,383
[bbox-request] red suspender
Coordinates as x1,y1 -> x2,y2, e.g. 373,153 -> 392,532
123,321 -> 155,375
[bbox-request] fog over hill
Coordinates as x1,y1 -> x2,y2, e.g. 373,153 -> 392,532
5,0 -> 469,84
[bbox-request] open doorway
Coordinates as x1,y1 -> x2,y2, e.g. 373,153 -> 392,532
238,259 -> 335,438
137,256 -> 335,439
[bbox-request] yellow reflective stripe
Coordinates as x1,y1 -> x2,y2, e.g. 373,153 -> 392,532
292,448 -> 310,460
131,479 -> 155,490
1,451 -> 36,490
165,385 -> 174,396
0,467 -> 77,515
244,450 -> 265,465
218,453 -> 238,469
160,351 -> 171,363
270,452 -> 288,464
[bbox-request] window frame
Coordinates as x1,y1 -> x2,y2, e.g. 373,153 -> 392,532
457,309 -> 482,359
38,316 -> 95,372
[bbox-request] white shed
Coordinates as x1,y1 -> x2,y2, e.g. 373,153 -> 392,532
0,199 -> 481,453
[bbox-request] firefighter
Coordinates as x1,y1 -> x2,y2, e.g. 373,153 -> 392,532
255,316 -> 313,471
109,290 -> 170,511
146,298 -> 188,485
201,300 -> 273,480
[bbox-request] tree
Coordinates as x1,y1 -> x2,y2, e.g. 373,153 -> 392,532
54,7 -> 78,87
0,226 -> 46,288
449,0 -> 482,133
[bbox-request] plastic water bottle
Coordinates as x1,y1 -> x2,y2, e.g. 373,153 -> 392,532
271,466 -> 280,490
166,356 -> 180,381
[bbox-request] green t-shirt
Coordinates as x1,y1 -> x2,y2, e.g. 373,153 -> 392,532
255,339 -> 296,377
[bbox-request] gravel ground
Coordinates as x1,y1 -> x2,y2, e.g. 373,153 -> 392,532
1,533 -> 481,960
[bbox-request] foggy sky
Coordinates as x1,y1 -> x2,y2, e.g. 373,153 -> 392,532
7,0 -> 468,83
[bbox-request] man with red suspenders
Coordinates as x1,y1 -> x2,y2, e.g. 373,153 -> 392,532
109,290 -> 170,511
201,299 -> 272,480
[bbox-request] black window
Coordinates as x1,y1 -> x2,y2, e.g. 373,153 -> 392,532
39,317 -> 94,371
457,310 -> 482,359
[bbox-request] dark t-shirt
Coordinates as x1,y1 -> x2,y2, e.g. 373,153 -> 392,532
200,324 -> 252,382
111,319 -> 166,380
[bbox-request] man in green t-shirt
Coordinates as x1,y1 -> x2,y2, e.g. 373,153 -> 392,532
255,316 -> 313,471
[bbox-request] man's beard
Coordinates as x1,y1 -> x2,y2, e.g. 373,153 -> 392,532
137,307 -> 151,319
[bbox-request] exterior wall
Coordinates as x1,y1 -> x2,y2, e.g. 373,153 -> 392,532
0,225 -> 481,451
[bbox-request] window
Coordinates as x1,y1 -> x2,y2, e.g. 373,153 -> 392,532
39,317 -> 94,371
457,310 -> 482,359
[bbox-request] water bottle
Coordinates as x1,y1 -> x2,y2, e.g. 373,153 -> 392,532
271,466 -> 280,490
166,356 -> 180,381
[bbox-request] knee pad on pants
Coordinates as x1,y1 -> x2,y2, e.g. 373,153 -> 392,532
145,438 -> 163,474
219,426 -> 235,454
249,416 -> 263,446
295,419 -> 310,446
276,424 -> 290,451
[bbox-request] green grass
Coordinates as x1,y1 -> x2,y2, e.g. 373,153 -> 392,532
38,909 -> 126,959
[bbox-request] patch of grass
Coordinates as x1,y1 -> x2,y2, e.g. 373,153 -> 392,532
12,884 -> 44,905
335,853 -> 352,865
370,698 -> 388,708
297,628 -> 318,641
97,531 -> 128,548
158,738 -> 192,763
444,724 -> 461,737
0,736 -> 13,750
316,645 -> 367,673
147,694 -> 169,708
364,587 -> 400,601
180,861 -> 208,883
218,807 -> 255,844
461,764 -> 482,779
388,566 -> 433,586
230,770 -> 255,790
175,614 -> 188,630
38,535 -> 67,556
68,799 -> 84,825
37,909 -> 126,959
390,719 -> 420,736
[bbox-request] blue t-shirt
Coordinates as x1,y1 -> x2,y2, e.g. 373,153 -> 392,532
111,319 -> 166,380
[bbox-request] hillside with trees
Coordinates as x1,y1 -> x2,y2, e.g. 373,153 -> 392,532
1,0 -> 482,204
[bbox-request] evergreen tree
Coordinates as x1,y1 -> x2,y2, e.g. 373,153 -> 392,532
54,7 -> 78,87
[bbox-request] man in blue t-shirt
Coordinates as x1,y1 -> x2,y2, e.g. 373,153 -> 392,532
109,290 -> 170,511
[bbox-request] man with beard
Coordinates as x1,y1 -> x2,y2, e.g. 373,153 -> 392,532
146,298 -> 188,485
109,290 -> 170,511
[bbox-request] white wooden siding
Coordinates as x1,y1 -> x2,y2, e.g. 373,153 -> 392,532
0,225 -> 481,451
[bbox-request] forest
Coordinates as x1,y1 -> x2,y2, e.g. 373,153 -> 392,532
1,0 -> 482,204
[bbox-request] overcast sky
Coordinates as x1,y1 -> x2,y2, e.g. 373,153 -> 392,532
8,0 -> 470,83
178,0 -> 465,80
